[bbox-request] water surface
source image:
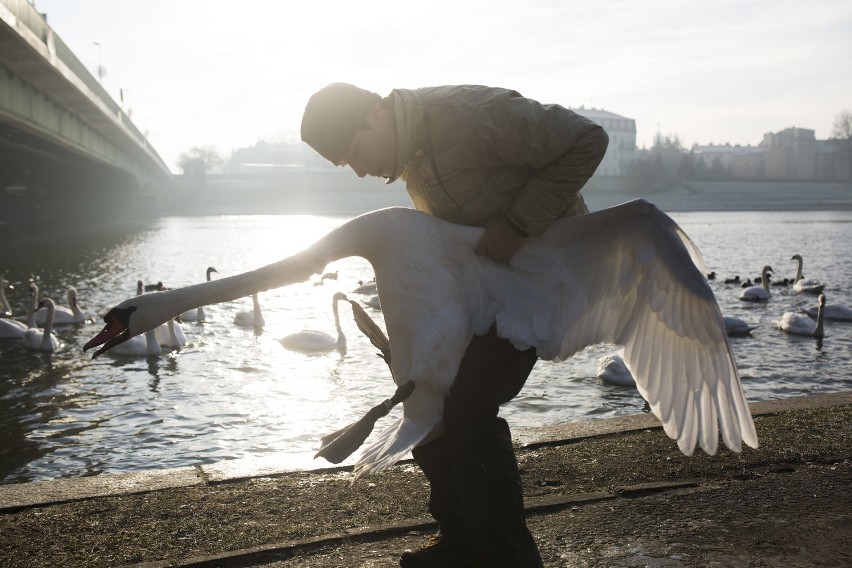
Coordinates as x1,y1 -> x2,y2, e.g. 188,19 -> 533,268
1,210 -> 850,483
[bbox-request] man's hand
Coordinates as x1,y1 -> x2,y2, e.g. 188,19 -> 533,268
474,217 -> 527,264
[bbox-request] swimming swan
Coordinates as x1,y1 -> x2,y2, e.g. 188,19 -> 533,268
155,318 -> 187,348
723,316 -> 758,337
233,293 -> 265,328
0,277 -> 14,317
595,353 -> 636,386
803,301 -> 852,322
110,329 -> 163,357
35,287 -> 86,325
791,254 -> 825,294
0,279 -> 28,339
84,200 -> 759,478
280,292 -> 348,353
778,294 -> 826,337
22,298 -> 60,351
739,266 -> 773,302
180,267 -> 218,321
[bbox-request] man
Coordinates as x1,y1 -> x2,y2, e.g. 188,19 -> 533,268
301,83 -> 608,568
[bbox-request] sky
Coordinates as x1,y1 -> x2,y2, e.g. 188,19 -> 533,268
32,0 -> 852,173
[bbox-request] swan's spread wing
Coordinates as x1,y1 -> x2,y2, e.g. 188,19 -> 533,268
489,200 -> 757,456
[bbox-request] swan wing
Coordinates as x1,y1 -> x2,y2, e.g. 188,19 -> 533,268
489,200 -> 757,456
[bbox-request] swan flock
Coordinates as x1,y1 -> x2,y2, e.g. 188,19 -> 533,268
84,200 -> 759,478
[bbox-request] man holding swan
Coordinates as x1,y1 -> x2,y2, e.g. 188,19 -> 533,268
300,83 -> 608,567
85,84 -> 758,568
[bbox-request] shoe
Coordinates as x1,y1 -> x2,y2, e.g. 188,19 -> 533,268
399,532 -> 485,567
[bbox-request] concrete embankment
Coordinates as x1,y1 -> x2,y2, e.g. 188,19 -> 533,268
1,392 -> 850,568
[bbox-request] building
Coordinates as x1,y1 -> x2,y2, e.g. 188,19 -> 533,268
572,107 -> 636,177
761,128 -> 816,180
692,143 -> 765,179
692,127 -> 850,182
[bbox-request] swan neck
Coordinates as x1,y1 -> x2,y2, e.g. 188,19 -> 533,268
815,305 -> 825,337
27,289 -> 38,328
42,302 -> 54,347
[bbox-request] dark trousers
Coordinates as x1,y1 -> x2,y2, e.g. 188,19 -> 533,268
412,325 -> 543,567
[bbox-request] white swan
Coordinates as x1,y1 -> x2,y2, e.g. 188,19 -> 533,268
155,318 -> 187,348
595,353 -> 635,387
0,277 -> 13,317
778,294 -> 825,337
280,292 -> 348,353
35,287 -> 86,325
0,278 -> 28,339
723,316 -> 758,337
233,293 -> 265,328
739,266 -> 773,302
0,316 -> 28,339
363,294 -> 381,310
14,282 -> 39,329
84,200 -> 759,478
803,302 -> 852,322
110,329 -> 163,357
353,280 -> 377,295
22,298 -> 60,351
791,254 -> 825,294
180,267 -> 218,321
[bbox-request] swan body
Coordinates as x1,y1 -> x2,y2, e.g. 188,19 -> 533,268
110,329 -> 163,357
363,294 -> 381,310
803,302 -> 852,322
22,298 -> 60,351
739,266 -> 772,302
233,294 -> 265,328
723,316 -> 758,337
596,353 -> 635,386
0,279 -> 28,338
34,287 -> 86,325
155,319 -> 187,348
180,267 -> 218,321
778,294 -> 825,337
791,254 -> 825,294
280,292 -> 348,353
85,200 -> 759,478
353,280 -> 377,295
0,317 -> 27,339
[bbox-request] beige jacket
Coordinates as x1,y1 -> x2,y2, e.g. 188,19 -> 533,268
389,85 -> 607,237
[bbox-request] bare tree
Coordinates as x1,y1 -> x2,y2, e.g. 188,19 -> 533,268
178,146 -> 224,175
833,111 -> 852,182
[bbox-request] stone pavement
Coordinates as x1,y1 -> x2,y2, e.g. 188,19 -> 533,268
1,392 -> 850,568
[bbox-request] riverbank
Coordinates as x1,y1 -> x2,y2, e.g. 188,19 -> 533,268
161,175 -> 852,216
1,392 -> 850,568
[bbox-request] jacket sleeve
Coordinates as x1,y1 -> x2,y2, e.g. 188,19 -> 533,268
475,92 -> 609,237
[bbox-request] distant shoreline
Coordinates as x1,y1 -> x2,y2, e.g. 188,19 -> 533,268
161,176 -> 852,216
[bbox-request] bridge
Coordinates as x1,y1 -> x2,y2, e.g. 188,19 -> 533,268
0,0 -> 171,233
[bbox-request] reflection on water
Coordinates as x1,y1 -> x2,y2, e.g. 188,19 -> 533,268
1,211 -> 851,484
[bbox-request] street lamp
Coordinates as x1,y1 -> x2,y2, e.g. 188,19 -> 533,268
93,41 -> 105,82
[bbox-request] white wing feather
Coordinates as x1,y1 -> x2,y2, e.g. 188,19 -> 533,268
482,200 -> 756,456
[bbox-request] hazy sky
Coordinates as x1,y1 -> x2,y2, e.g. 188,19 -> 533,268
33,0 -> 852,173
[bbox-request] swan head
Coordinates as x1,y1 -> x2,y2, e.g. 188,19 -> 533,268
84,292 -> 176,358
207,267 -> 218,278
818,293 -> 826,307
791,254 -> 802,262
